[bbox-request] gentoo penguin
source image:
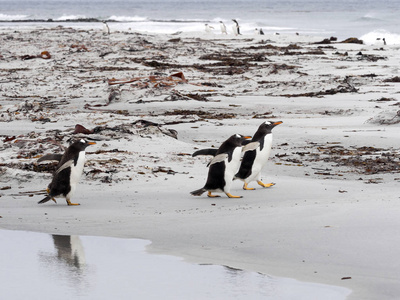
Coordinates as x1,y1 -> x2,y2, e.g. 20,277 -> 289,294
232,19 -> 240,35
259,28 -> 265,35
191,134 -> 251,198
235,121 -> 282,190
102,21 -> 110,34
38,139 -> 96,206
219,21 -> 227,34
205,24 -> 214,33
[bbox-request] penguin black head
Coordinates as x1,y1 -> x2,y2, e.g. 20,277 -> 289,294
263,120 -> 283,130
228,134 -> 252,146
70,139 -> 96,151
252,121 -> 282,141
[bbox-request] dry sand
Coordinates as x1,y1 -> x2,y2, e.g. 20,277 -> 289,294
1,26 -> 400,299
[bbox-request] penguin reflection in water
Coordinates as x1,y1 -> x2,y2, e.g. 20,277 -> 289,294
191,134 -> 251,198
38,139 -> 96,206
193,121 -> 282,191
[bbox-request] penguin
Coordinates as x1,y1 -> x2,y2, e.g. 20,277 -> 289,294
38,139 -> 96,206
235,121 -> 282,190
205,24 -> 214,33
191,134 -> 251,198
102,21 -> 110,35
259,28 -> 265,35
219,21 -> 227,34
232,19 -> 240,35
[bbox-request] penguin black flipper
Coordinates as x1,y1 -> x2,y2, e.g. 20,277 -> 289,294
235,150 -> 256,180
192,148 -> 218,157
37,154 -> 63,163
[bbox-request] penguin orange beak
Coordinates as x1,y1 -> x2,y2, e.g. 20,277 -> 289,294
273,121 -> 283,126
88,141 -> 97,145
243,136 -> 252,139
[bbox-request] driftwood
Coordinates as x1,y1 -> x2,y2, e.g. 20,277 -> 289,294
108,72 -> 187,86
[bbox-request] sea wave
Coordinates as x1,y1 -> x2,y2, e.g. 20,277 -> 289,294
0,13 -> 28,21
56,14 -> 87,21
360,30 -> 400,45
108,15 -> 148,22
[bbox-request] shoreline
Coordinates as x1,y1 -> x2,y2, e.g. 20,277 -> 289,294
1,26 -> 400,299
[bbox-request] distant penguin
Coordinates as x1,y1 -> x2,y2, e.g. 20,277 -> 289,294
205,24 -> 214,33
219,21 -> 227,34
232,19 -> 240,35
259,28 -> 265,35
235,121 -> 282,190
38,139 -> 96,206
191,134 -> 251,198
102,21 -> 110,35
254,28 -> 259,35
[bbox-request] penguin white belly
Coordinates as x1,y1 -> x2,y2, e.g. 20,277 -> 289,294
223,147 -> 242,192
67,151 -> 86,198
246,135 -> 273,183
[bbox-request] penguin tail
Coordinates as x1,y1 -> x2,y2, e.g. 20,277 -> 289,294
190,188 -> 206,196
38,196 -> 56,204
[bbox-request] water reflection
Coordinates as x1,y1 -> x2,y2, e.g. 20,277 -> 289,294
0,230 -> 351,300
38,234 -> 89,295
51,235 -> 86,269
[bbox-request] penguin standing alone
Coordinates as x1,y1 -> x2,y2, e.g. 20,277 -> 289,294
38,139 -> 96,206
235,121 -> 282,190
191,134 -> 250,198
102,21 -> 110,35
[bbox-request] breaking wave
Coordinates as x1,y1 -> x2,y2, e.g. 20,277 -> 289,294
360,30 -> 400,45
0,13 -> 28,21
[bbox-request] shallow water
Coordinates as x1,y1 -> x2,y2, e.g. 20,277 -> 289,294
0,229 -> 350,299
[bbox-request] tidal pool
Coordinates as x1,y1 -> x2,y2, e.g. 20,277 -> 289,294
0,230 -> 350,299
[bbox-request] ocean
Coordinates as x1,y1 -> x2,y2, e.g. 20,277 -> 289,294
1,0 -> 400,44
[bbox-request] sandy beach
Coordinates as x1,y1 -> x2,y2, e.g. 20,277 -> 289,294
1,26 -> 400,299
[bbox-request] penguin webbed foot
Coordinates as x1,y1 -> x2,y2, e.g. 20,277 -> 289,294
226,193 -> 242,198
207,191 -> 220,198
66,199 -> 80,206
243,183 -> 255,190
257,181 -> 275,188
